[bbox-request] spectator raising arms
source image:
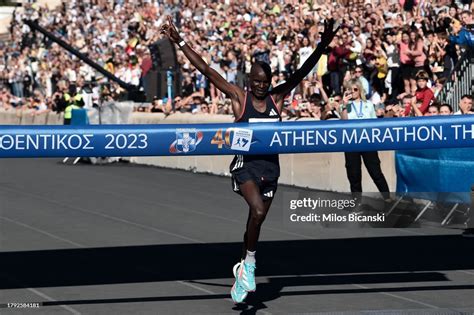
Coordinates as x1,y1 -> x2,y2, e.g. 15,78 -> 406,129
1,1 -> 470,116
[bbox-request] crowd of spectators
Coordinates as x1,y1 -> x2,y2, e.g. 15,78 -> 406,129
0,0 -> 473,120
1,0 -> 165,115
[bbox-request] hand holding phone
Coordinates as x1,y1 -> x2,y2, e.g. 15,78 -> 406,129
343,91 -> 352,104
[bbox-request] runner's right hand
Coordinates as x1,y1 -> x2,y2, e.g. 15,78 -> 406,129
160,16 -> 181,43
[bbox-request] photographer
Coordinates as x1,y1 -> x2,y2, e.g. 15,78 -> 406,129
52,81 -> 70,113
147,96 -> 172,115
340,79 -> 390,201
100,83 -> 118,105
322,95 -> 342,120
295,101 -> 311,119
63,84 -> 85,125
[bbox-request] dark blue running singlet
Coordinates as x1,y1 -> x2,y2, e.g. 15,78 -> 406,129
229,92 -> 281,177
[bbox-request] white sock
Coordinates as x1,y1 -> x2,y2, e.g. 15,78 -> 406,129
244,250 -> 256,265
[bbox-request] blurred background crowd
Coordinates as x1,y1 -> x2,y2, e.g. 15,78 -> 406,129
0,0 -> 473,120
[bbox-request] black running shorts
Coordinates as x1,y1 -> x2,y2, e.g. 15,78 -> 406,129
231,167 -> 278,201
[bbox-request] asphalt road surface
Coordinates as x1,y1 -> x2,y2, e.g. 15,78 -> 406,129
1,159 -> 473,314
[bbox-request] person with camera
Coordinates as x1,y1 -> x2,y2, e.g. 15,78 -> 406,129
51,80 -> 69,114
63,84 -> 85,125
340,79 -> 390,201
322,95 -> 342,120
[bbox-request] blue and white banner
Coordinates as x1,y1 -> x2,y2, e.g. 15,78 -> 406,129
0,116 -> 473,158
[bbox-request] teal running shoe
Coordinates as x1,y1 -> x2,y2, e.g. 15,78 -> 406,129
231,261 -> 248,303
237,261 -> 256,292
230,279 -> 248,303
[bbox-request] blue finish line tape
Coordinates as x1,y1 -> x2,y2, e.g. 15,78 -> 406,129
1,116 -> 473,158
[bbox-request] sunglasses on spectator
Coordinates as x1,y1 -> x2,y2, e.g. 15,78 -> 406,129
355,70 -> 362,73
352,88 -> 359,92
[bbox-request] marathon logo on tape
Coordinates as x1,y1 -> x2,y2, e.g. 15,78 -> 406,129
169,128 -> 203,154
230,128 -> 253,152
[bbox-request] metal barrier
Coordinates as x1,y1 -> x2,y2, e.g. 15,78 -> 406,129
462,186 -> 474,236
468,185 -> 474,230
437,49 -> 474,112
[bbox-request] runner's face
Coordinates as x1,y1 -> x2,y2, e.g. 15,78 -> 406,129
250,66 -> 271,99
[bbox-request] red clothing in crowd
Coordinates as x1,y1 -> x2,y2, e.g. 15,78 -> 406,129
140,57 -> 153,77
404,87 -> 434,116
328,45 -> 350,71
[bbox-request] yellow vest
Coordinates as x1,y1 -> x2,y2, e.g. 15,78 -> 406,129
64,104 -> 80,119
73,94 -> 83,106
